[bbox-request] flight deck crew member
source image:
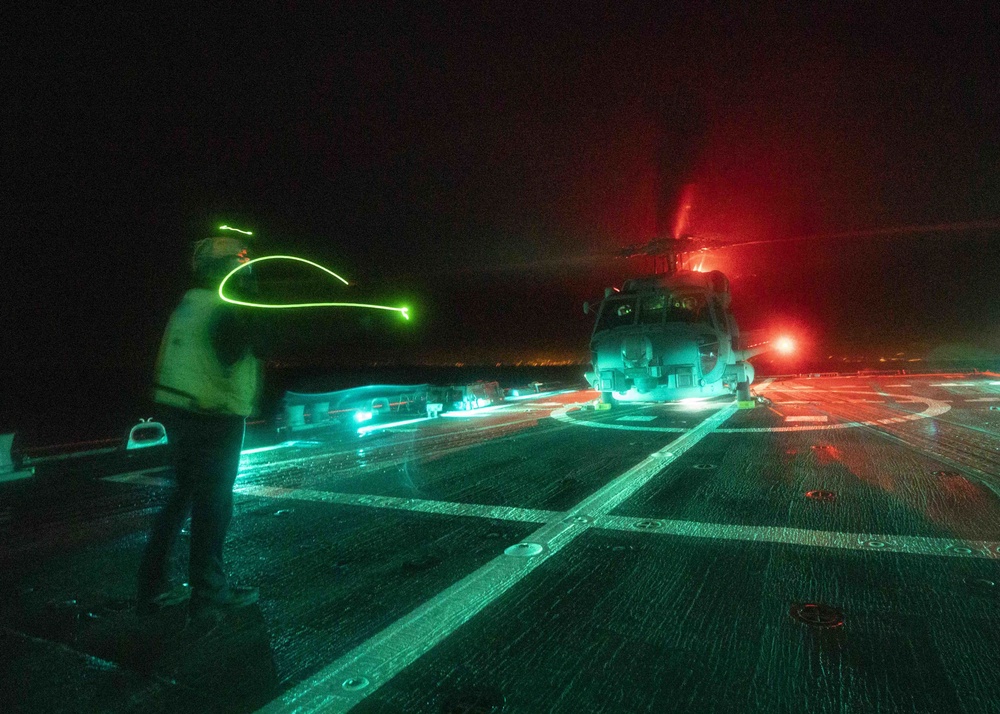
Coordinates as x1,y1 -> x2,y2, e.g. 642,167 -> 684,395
137,235 -> 262,618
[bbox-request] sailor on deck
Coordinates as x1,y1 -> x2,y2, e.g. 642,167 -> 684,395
137,235 -> 261,618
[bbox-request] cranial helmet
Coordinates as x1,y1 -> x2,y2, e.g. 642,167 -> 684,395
191,236 -> 250,278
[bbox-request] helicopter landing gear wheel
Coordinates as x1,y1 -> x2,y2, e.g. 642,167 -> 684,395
600,391 -> 617,408
736,381 -> 751,402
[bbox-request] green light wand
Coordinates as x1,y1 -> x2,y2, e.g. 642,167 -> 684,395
218,255 -> 410,320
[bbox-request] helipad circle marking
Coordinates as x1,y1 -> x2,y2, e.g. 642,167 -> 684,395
551,391 -> 950,434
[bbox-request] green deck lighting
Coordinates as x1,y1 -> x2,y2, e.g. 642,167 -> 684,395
219,255 -> 410,320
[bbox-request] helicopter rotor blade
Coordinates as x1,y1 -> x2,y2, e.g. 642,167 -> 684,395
409,218 -> 1000,279
710,219 -> 1000,250
421,250 -> 618,276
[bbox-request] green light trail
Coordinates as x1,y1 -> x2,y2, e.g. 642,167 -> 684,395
219,255 -> 410,320
219,225 -> 254,235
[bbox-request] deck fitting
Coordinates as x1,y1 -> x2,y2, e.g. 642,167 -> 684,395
946,545 -> 975,556
692,463 -> 717,470
862,539 -> 889,549
341,676 -> 370,691
805,490 -> 836,501
632,520 -> 663,530
790,603 -> 844,628
504,542 -> 543,557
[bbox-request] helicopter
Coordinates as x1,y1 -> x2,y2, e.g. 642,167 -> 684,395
583,230 -> 774,406
581,213 -> 1000,406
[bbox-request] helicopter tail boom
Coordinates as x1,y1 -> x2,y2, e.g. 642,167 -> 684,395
732,345 -> 769,362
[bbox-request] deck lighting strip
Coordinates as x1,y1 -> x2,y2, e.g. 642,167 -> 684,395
595,515 -> 1000,560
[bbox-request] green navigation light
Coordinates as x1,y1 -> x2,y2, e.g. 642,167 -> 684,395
219,225 -> 254,236
219,255 -> 410,320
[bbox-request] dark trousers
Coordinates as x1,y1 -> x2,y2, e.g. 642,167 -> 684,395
137,404 -> 246,601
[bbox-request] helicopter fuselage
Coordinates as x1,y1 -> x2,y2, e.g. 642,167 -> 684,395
585,270 -> 758,403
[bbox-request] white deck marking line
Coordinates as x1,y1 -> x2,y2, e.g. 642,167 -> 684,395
102,473 -> 560,523
597,515 -> 1000,560
720,390 -> 950,432
236,485 -> 560,524
784,416 -> 828,422
551,407 -> 688,432
255,403 -> 740,713
104,473 -> 173,487
885,384 -> 912,387
105,472 -> 1000,562
616,415 -> 659,422
554,392 -> 950,433
100,466 -> 171,483
966,398 -> 1000,402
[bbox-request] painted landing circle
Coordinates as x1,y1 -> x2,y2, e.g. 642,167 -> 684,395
551,391 -> 951,433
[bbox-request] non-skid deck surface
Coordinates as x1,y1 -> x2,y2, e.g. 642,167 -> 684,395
3,375 -> 1000,713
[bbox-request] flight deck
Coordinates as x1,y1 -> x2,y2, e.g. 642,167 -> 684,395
3,373 -> 1000,713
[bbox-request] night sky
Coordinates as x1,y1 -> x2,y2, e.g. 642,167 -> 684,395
6,5 -> 1000,437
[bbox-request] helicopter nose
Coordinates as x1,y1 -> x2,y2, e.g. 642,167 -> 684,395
655,339 -> 701,366
660,340 -> 703,386
621,335 -> 653,366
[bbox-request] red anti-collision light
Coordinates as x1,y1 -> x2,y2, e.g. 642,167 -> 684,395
775,337 -> 795,354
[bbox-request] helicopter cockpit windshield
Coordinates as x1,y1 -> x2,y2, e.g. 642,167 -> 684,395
595,297 -> 637,331
638,293 -> 666,324
666,291 -> 709,324
596,290 -> 715,332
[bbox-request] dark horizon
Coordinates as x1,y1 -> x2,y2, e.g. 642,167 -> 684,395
7,5 -> 1000,440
